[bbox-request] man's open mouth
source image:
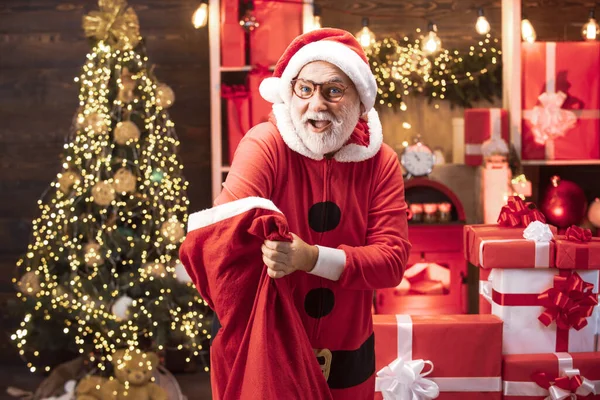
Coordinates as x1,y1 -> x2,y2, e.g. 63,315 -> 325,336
308,119 -> 332,130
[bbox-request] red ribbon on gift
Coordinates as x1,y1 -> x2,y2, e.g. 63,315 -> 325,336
497,196 -> 546,227
248,63 -> 273,77
565,226 -> 593,243
532,372 -> 585,397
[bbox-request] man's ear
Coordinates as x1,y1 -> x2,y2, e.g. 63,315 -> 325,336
360,103 -> 367,119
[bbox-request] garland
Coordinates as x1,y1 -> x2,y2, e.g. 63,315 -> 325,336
367,33 -> 502,110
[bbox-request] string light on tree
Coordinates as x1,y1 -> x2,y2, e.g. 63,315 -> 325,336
356,17 -> 376,49
582,8 -> 600,41
475,8 -> 491,35
192,0 -> 209,29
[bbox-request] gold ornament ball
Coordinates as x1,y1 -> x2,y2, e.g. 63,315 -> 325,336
92,181 -> 116,206
160,220 -> 185,243
84,242 -> 104,267
113,168 -> 137,193
156,84 -> 175,108
18,271 -> 41,296
57,170 -> 82,194
114,121 -> 140,145
85,112 -> 109,135
588,198 -> 600,228
145,262 -> 167,277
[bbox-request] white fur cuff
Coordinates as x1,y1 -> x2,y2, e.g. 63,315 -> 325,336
309,245 -> 346,281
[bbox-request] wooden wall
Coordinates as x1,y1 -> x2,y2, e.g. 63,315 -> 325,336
0,0 -> 212,361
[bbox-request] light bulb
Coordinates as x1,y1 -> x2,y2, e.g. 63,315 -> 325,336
582,9 -> 599,40
239,1 -> 259,32
356,18 -> 376,49
521,18 -> 536,43
312,15 -> 322,30
475,9 -> 490,35
192,3 -> 208,29
423,23 -> 441,54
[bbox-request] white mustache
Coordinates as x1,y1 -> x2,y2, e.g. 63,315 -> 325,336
301,112 -> 338,124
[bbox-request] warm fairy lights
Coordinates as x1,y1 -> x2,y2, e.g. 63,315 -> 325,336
12,40 -> 210,374
368,31 -> 501,110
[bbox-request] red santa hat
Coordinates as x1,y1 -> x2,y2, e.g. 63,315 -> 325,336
259,28 -> 378,112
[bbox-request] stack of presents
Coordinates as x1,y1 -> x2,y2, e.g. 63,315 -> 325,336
373,196 -> 600,399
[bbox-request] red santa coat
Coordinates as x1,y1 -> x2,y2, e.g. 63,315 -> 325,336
179,198 -> 332,400
215,107 -> 411,399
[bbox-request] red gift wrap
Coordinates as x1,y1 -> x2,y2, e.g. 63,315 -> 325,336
250,0 -> 302,66
522,42 -> 600,160
374,314 -> 503,399
503,352 -> 600,399
220,0 -> 246,67
248,65 -> 273,126
464,108 -> 510,166
555,226 -> 600,269
222,85 -> 251,164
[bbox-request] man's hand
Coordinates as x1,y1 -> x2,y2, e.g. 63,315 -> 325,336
261,233 -> 319,278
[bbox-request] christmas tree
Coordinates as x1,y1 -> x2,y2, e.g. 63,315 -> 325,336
11,0 -> 210,374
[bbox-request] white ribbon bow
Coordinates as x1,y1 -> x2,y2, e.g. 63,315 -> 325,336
545,368 -> 598,400
527,91 -> 577,145
375,357 -> 440,400
523,221 -> 554,242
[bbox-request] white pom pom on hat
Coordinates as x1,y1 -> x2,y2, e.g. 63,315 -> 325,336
258,28 -> 377,111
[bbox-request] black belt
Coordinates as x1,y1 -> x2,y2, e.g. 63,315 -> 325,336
314,333 -> 375,389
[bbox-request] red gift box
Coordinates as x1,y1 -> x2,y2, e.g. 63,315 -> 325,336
522,42 -> 600,160
464,108 -> 510,166
250,0 -> 302,66
221,0 -> 246,67
247,66 -> 273,126
374,314 -> 503,399
503,352 -> 600,399
555,231 -> 600,269
222,84 -> 251,164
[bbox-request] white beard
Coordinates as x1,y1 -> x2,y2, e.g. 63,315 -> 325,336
290,102 -> 361,156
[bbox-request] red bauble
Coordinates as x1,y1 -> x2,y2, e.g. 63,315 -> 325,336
540,176 -> 588,228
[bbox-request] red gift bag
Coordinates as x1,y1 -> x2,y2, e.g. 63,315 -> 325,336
522,42 -> 600,160
222,84 -> 251,164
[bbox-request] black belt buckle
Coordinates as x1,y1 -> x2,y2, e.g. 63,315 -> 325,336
313,348 -> 332,381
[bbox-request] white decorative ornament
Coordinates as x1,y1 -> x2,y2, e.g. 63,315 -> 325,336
587,198 -> 600,228
40,379 -> 76,400
174,262 -> 192,283
112,295 -> 134,321
523,221 -> 554,242
481,137 -> 509,158
525,91 -> 577,146
113,121 -> 140,145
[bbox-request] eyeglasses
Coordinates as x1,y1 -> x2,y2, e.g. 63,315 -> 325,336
291,78 -> 348,103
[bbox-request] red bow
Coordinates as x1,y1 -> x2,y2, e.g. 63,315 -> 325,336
249,63 -> 272,77
537,271 -> 598,331
565,226 -> 593,243
221,84 -> 250,99
497,196 -> 546,227
532,372 -> 584,393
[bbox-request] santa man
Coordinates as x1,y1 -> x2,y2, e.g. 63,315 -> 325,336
213,28 -> 411,398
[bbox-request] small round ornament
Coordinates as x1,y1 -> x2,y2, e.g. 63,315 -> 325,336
113,168 -> 136,193
111,295 -> 134,321
155,84 -> 175,108
540,176 -> 588,228
57,170 -> 82,194
84,112 -> 109,135
587,198 -> 600,228
174,262 -> 192,283
84,242 -> 103,267
160,219 -> 185,243
114,121 -> 140,145
150,169 -> 164,183
92,181 -> 116,206
18,271 -> 41,295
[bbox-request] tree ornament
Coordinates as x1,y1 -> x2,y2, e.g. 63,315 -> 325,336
540,175 -> 588,228
84,242 -> 104,267
155,84 -> 175,108
150,169 -> 164,182
174,262 -> 192,283
92,181 -> 116,206
111,295 -> 134,321
117,67 -> 136,103
82,0 -> 140,50
587,198 -> 600,228
113,168 -> 136,193
18,271 -> 41,296
144,262 -> 167,277
160,219 -> 185,243
85,112 -> 109,135
57,170 -> 82,194
113,121 -> 140,145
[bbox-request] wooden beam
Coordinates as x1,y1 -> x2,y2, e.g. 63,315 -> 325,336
502,0 -> 522,156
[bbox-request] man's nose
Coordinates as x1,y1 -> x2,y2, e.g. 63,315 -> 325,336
308,88 -> 328,112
